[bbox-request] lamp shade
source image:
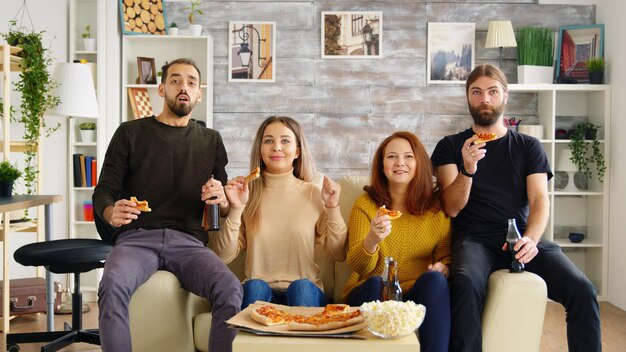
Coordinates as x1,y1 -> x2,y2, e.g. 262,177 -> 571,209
50,63 -> 99,118
485,20 -> 517,49
557,149 -> 578,172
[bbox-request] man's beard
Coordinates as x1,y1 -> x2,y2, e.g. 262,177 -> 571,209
165,93 -> 197,117
469,102 -> 504,127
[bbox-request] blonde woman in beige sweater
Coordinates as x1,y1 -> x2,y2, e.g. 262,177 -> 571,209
214,116 -> 347,309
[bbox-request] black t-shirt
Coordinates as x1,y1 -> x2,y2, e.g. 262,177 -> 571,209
431,128 -> 553,239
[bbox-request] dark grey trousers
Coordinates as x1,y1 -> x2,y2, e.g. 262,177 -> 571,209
450,236 -> 601,352
98,228 -> 243,352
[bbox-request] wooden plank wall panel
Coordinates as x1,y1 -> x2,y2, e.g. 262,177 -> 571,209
163,1 -> 595,179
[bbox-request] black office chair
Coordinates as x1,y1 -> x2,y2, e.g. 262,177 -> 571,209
6,234 -> 112,351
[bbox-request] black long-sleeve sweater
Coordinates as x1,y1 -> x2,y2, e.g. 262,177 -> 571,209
93,116 -> 228,244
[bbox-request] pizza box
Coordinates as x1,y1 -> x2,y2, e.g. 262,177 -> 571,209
227,301 -> 367,338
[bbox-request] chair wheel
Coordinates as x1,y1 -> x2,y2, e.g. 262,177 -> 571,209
7,344 -> 20,352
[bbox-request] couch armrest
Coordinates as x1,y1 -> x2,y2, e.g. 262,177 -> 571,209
130,270 -> 211,352
482,269 -> 547,352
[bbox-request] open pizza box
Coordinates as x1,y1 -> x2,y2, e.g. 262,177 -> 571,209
226,301 -> 369,339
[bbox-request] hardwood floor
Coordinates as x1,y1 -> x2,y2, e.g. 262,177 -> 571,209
1,302 -> 625,351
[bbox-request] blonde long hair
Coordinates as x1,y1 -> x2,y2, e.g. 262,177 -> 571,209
243,116 -> 316,233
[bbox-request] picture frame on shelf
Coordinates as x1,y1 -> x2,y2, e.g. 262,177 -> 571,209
555,24 -> 604,84
127,87 -> 154,119
137,56 -> 157,84
119,0 -> 168,35
228,21 -> 276,83
321,11 -> 383,59
427,22 -> 475,84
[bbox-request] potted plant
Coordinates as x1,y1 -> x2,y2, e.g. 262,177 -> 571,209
568,122 -> 606,183
586,57 -> 605,84
168,22 -> 179,36
187,0 -> 204,36
516,27 -> 555,84
0,161 -> 22,197
2,21 -> 61,198
79,122 -> 97,143
82,25 -> 96,51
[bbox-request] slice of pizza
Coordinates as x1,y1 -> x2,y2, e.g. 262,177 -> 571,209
130,196 -> 152,212
472,132 -> 497,144
243,166 -> 261,184
287,309 -> 364,331
379,205 -> 402,220
250,305 -> 292,326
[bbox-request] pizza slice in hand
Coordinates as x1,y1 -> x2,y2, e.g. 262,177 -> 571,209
472,132 -> 497,144
379,205 -> 402,220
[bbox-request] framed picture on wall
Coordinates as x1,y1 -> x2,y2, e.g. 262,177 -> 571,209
427,22 -> 475,84
228,21 -> 276,83
321,11 -> 383,59
137,57 -> 156,84
119,0 -> 168,35
555,24 -> 604,84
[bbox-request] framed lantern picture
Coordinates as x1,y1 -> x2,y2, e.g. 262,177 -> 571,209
556,24 -> 604,84
427,22 -> 475,84
228,21 -> 276,83
321,11 -> 383,59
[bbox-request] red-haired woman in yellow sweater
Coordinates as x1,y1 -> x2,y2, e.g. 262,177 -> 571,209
343,131 -> 451,352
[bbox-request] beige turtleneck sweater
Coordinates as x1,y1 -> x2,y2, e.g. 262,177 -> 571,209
213,170 -> 347,291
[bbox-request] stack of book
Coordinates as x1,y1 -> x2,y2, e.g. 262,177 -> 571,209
72,154 -> 97,187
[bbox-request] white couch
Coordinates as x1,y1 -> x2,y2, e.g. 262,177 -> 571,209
128,176 -> 548,352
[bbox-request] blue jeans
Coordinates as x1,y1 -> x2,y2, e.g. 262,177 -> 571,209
241,278 -> 327,309
346,272 -> 451,352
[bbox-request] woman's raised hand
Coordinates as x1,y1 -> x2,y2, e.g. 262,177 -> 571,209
224,176 -> 249,207
362,209 -> 392,254
321,175 -> 341,208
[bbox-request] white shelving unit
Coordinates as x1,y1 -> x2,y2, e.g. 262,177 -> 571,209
68,0 -> 104,300
509,84 -> 611,300
121,35 -> 214,126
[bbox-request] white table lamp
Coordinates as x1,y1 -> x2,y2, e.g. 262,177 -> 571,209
485,20 -> 517,68
50,62 -> 99,313
557,149 -> 579,192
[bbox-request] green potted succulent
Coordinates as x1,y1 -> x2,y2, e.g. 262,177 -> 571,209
187,0 -> 204,36
516,27 -> 555,84
0,161 -> 22,197
586,57 -> 605,84
568,122 -> 606,183
168,22 -> 179,36
82,25 -> 96,51
79,122 -> 97,143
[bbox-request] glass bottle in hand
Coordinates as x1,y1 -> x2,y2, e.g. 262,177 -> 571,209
507,218 -> 525,273
382,256 -> 402,301
206,175 -> 220,231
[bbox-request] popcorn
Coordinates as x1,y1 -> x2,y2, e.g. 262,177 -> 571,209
360,300 -> 426,338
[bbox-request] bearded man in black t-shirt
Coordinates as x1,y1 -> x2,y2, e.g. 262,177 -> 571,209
431,64 -> 601,352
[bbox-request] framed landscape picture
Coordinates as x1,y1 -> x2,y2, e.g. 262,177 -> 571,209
321,11 -> 383,59
555,24 -> 604,83
427,22 -> 475,84
228,21 -> 276,83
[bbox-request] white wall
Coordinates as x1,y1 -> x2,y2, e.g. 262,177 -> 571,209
1,1 -> 69,278
596,0 -> 626,310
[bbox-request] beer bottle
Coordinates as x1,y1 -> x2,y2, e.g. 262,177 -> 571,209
507,218 -> 525,273
382,256 -> 402,301
206,175 -> 220,231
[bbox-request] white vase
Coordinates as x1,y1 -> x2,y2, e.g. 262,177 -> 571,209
169,27 -> 179,36
83,38 -> 96,51
517,65 -> 554,84
189,24 -> 203,36
80,130 -> 96,143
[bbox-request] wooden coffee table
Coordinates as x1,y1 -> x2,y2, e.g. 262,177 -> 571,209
233,329 -> 420,352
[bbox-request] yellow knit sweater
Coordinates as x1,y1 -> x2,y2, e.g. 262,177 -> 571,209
342,194 -> 452,299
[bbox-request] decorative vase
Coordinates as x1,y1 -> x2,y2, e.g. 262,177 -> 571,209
589,71 -> 603,84
517,65 -> 554,84
168,27 -> 179,36
189,24 -> 203,36
83,38 -> 96,51
80,130 -> 96,143
0,181 -> 13,198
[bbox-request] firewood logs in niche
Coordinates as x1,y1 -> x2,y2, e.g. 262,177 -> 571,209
122,0 -> 166,35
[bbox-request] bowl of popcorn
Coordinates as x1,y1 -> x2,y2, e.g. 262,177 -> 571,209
360,300 -> 426,339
